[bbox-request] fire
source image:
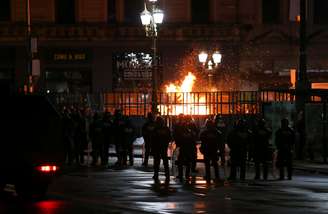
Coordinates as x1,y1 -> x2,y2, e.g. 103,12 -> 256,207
165,72 -> 196,93
159,72 -> 209,115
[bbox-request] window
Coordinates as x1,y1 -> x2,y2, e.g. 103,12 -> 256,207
314,0 -> 328,24
191,0 -> 210,23
262,0 -> 280,24
56,0 -> 75,24
108,0 -> 116,23
124,0 -> 143,24
0,0 -> 10,22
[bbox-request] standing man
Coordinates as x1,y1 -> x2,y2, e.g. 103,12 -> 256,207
89,113 -> 105,166
214,114 -> 228,166
142,112 -> 156,167
185,115 -> 199,173
123,117 -> 136,166
227,119 -> 251,181
113,109 -> 126,166
152,116 -> 172,182
103,112 -> 113,166
200,119 -> 222,183
275,118 -> 295,180
253,118 -> 272,180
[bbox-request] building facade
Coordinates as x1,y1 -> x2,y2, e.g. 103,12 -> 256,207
1,0 -> 328,93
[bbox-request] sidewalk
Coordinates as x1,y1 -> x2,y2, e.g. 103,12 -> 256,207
293,160 -> 328,175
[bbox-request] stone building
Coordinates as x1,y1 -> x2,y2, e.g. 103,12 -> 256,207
0,0 -> 328,93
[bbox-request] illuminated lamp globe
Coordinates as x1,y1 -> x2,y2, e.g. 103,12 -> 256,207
212,51 -> 222,64
140,5 -> 151,26
198,52 -> 208,64
153,8 -> 164,24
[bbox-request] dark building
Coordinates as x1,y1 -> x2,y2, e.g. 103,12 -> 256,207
1,0 -> 328,93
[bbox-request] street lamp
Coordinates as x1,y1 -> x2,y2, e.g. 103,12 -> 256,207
140,0 -> 164,114
198,51 -> 222,90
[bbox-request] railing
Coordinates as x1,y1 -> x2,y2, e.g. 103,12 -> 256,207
48,90 -> 302,116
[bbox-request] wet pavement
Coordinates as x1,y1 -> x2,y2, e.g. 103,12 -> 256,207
1,159 -> 328,214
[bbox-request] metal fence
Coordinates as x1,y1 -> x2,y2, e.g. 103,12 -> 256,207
47,90 -> 306,116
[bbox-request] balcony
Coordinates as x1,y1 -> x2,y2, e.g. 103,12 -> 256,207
0,23 -> 241,42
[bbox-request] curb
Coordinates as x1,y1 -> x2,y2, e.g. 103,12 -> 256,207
293,165 -> 328,175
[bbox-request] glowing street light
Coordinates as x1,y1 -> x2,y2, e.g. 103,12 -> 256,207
140,0 -> 164,114
198,51 -> 222,90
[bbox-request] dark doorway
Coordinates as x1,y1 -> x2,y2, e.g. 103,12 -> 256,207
45,69 -> 92,93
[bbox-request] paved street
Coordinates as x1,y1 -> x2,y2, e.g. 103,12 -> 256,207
1,158 -> 328,214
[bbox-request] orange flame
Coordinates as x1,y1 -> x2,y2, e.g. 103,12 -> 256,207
159,72 -> 209,115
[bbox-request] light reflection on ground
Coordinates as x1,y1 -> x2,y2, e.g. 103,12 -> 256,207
35,200 -> 64,214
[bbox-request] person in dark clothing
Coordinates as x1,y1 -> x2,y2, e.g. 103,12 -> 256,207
152,116 -> 172,182
123,117 -> 136,166
185,115 -> 199,173
227,119 -> 251,181
296,111 -> 305,160
113,109 -> 126,166
253,118 -> 272,180
214,114 -> 228,166
174,115 -> 197,181
62,108 -> 74,165
275,118 -> 295,180
200,119 -> 222,183
103,112 -> 113,166
73,108 -> 88,165
142,112 -> 156,167
90,113 -> 105,166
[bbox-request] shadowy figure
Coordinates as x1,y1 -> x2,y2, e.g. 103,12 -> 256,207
275,118 -> 295,180
142,112 -> 156,167
123,117 -> 136,166
227,119 -> 251,181
89,113 -> 105,166
152,116 -> 171,183
200,119 -> 222,183
252,118 -> 272,180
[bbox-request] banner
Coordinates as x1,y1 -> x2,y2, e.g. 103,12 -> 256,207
113,52 -> 153,90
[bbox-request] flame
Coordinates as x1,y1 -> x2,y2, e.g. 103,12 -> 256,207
159,72 -> 209,115
165,72 -> 196,93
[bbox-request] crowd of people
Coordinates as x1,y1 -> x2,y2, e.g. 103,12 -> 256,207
61,107 -> 296,183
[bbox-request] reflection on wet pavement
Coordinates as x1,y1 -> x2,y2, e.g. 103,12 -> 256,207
1,165 -> 328,214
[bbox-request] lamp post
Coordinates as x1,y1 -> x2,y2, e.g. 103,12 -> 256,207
140,0 -> 164,114
26,0 -> 32,93
198,51 -> 222,90
295,0 -> 310,160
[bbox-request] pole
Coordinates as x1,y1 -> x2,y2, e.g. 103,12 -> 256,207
208,72 -> 213,90
26,0 -> 32,93
296,0 -> 308,103
323,100 -> 327,163
295,0 -> 309,160
151,35 -> 158,114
